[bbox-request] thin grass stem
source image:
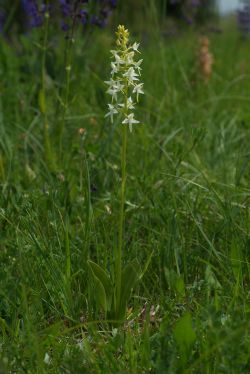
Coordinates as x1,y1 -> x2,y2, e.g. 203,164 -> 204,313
58,21 -> 76,159
41,8 -> 55,170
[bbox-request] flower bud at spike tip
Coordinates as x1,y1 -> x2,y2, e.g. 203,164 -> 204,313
116,25 -> 129,48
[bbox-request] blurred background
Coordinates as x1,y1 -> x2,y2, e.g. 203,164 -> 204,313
0,1 -> 248,36
219,0 -> 239,14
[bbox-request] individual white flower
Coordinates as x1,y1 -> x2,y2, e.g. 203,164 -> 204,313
132,42 -> 140,53
77,340 -> 84,351
106,80 -> 124,101
123,67 -> 139,85
133,59 -> 143,75
119,97 -> 134,110
114,53 -> 125,65
114,81 -> 124,92
105,104 -> 118,123
107,87 -> 119,101
125,51 -> 135,65
111,62 -> 119,75
104,78 -> 116,87
133,83 -> 144,100
127,97 -> 135,109
122,113 -> 139,132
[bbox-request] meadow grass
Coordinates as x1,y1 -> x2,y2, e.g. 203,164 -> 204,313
0,17 -> 249,373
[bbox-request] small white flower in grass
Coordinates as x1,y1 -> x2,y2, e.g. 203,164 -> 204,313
122,113 -> 139,132
105,104 -> 118,123
77,340 -> 84,351
44,353 -> 51,365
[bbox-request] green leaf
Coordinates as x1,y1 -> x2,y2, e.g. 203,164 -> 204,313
139,250 -> 153,280
205,265 -> 221,290
87,260 -> 112,296
175,275 -> 185,298
0,317 -> 13,338
173,313 -> 196,365
164,268 -> 185,298
87,260 -> 112,311
118,260 -> 138,319
230,241 -> 242,280
89,271 -> 107,313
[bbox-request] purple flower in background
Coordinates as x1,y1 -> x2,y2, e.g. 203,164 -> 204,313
21,0 -> 46,28
189,0 -> 200,7
92,0 -> 117,28
59,0 -> 71,17
59,0 -> 89,32
59,0 -> 117,32
238,1 -> 250,37
0,11 -> 5,32
0,0 -> 118,34
109,0 -> 118,8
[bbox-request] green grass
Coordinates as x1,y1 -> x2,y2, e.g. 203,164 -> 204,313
0,17 -> 249,373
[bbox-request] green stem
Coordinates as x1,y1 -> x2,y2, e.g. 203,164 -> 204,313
65,216 -> 71,282
81,138 -> 92,259
116,87 -> 128,315
116,124 -> 127,314
58,21 -> 76,159
41,10 -> 55,171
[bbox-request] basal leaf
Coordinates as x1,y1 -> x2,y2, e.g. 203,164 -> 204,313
88,260 -> 113,310
88,262 -> 107,313
173,312 -> 196,365
118,260 -> 138,319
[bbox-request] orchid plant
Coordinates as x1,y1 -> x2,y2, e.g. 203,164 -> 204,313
88,25 -> 144,323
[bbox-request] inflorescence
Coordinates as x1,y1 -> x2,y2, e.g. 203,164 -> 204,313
105,25 -> 144,131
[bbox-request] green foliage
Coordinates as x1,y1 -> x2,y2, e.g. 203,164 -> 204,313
118,260 -> 138,319
0,16 -> 249,374
88,260 -> 113,314
173,313 -> 196,366
88,259 -> 139,322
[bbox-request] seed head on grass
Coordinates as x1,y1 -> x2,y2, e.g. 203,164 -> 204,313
105,25 -> 144,131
